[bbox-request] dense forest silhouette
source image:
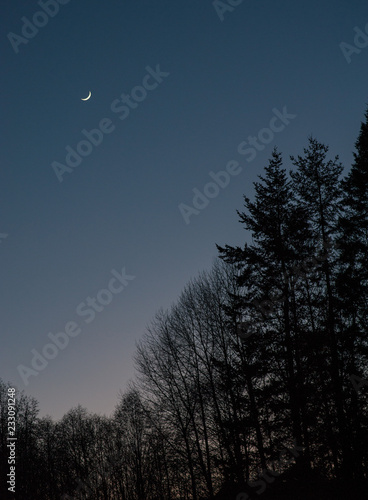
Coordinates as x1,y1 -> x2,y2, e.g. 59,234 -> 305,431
1,108 -> 368,499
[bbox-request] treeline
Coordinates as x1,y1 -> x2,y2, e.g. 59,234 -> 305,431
1,109 -> 368,499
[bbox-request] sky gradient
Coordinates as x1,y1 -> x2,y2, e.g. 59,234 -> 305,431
1,0 -> 368,419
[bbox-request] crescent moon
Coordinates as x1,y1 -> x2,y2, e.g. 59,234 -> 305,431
81,91 -> 91,101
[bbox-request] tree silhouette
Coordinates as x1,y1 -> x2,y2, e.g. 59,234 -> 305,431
1,109 -> 368,499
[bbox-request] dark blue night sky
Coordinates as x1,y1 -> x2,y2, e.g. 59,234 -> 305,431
1,0 -> 367,418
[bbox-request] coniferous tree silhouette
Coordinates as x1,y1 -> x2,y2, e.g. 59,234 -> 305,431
1,109 -> 368,500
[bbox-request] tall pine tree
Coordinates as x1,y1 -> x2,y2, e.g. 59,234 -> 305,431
218,148 -> 312,476
337,108 -> 368,480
